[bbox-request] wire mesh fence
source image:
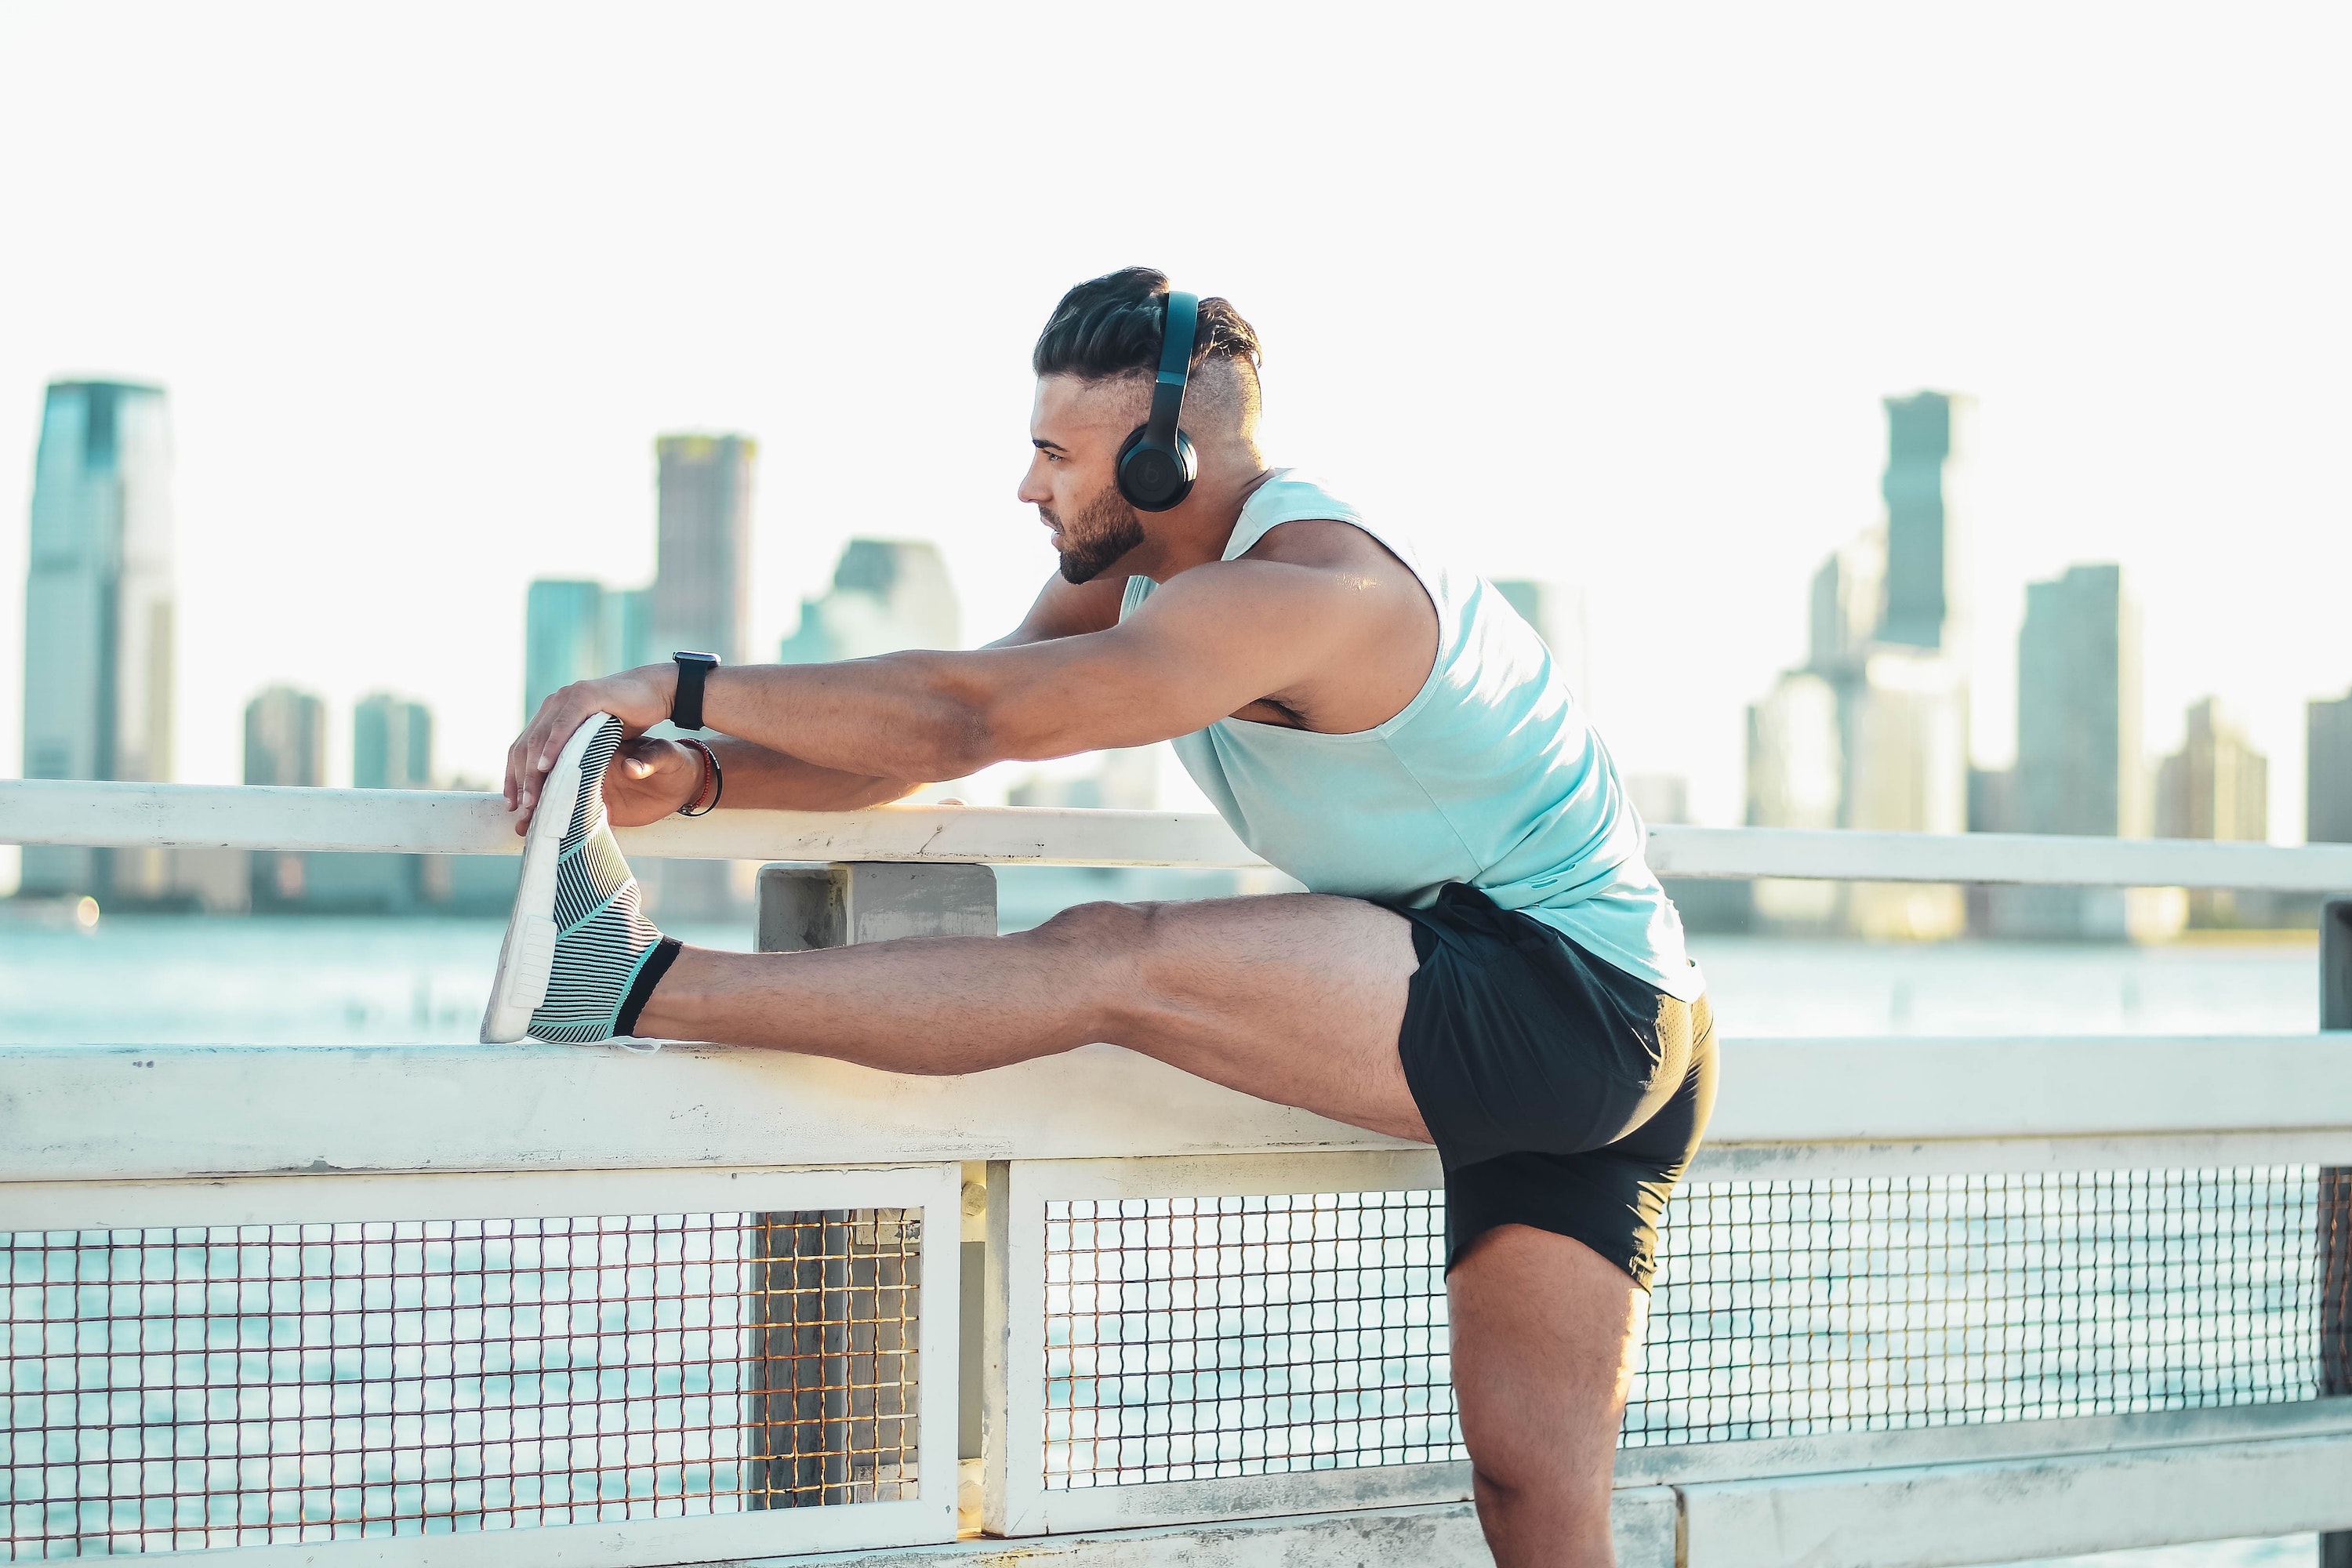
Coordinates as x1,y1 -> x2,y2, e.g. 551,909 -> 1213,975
2,1208 -> 920,1558
1044,1192 -> 1459,1489
1040,1169 -> 2330,1488
1635,1168 -> 2325,1445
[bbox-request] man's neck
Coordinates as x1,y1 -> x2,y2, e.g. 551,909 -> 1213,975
1130,460 -> 1277,583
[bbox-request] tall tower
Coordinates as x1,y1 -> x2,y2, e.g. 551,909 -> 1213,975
1994,563 -> 2143,939
2016,564 -> 2143,837
245,687 -> 326,787
652,434 -> 755,664
21,380 -> 176,898
2311,690 -> 2352,844
353,693 -> 433,789
1877,391 -> 1968,653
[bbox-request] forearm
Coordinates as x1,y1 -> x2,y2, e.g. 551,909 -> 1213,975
695,654 -> 1010,780
703,735 -> 917,811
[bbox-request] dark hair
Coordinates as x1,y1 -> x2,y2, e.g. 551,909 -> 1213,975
1032,267 -> 1261,381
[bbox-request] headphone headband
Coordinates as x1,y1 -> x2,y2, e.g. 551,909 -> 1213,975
1144,291 -> 1200,452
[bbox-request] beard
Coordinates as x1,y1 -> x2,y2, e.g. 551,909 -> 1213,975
1041,483 -> 1147,584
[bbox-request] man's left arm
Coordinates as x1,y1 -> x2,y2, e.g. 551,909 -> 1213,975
506,558 -> 1358,818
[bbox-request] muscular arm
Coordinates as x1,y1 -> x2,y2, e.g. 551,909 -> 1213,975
508,551 -> 1392,822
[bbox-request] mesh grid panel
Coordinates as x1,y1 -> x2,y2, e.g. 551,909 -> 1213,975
1044,1193 -> 1459,1487
3,1209 -> 920,1557
1042,1171 -> 2330,1488
1634,1169 -> 2324,1445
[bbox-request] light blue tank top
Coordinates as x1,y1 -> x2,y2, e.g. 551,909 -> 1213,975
1121,470 -> 1704,1003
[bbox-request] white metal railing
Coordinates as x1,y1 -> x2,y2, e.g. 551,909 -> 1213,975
14,776 -> 2352,888
2,782 -> 2350,1568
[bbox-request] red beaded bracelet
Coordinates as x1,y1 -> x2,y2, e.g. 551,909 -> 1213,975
676,737 -> 723,817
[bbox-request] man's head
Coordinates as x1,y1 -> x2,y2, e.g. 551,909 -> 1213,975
1020,267 -> 1264,583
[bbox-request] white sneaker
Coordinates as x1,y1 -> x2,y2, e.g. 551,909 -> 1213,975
479,713 -> 677,1044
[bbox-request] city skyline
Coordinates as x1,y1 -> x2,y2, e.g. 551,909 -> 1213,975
15,384 -> 2352,838
2,7 -> 2345,847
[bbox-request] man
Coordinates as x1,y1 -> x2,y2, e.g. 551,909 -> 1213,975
494,267 -> 1713,1566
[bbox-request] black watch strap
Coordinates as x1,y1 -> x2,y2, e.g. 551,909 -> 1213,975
671,652 -> 719,731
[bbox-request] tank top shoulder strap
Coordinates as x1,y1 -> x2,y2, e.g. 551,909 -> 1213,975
1223,470 -> 1367,560
1121,470 -> 1429,625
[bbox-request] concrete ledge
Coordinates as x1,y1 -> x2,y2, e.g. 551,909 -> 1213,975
1679,1429 -> 2352,1568
728,1491 -> 1679,1568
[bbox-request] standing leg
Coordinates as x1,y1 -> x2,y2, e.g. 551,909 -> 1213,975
1448,1224 -> 1647,1568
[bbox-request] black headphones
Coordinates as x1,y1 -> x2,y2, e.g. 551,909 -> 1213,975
1114,290 -> 1200,512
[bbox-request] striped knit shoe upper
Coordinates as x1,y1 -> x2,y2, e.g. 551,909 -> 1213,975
526,717 -> 671,1044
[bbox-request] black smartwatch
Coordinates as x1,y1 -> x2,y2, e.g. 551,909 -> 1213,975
670,652 -> 720,731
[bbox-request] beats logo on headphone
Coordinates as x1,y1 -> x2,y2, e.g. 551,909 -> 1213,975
1114,290 -> 1200,512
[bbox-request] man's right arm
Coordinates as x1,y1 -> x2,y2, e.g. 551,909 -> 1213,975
561,572 -> 1123,827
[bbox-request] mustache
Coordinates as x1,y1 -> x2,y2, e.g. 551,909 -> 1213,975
1036,506 -> 1062,528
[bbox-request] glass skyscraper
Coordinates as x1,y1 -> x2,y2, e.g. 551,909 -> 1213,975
524,580 -> 652,718
653,434 -> 755,665
1878,390 -> 1967,653
353,693 -> 433,789
21,379 -> 176,898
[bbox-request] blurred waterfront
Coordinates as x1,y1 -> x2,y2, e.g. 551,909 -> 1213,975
0,875 -> 2320,1048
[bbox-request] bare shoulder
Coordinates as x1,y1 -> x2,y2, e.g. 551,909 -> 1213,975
1236,517 -> 1433,626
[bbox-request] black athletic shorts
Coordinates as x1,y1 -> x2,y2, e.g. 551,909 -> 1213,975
1383,882 -> 1716,1290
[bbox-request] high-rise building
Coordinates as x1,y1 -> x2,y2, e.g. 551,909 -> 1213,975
653,434 -> 755,664
245,685 -> 325,909
646,434 -> 757,923
524,579 -> 604,718
245,686 -> 326,787
2158,698 -> 2267,844
2016,564 -> 2143,837
1878,391 -> 1969,653
353,694 -> 433,789
2158,698 -> 2270,928
779,539 -> 961,664
20,379 -> 176,899
2310,690 -> 2352,844
1744,394 -> 1970,938
1985,564 -> 2147,938
524,580 -> 654,717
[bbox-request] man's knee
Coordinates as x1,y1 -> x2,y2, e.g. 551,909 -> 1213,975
1028,899 -> 1188,1021
1030,898 -> 1156,953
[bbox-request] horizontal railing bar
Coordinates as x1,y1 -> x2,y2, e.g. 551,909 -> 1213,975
1648,822 -> 2352,891
4,1036 -> 2346,1186
10,779 -> 2352,888
0,779 -> 1268,867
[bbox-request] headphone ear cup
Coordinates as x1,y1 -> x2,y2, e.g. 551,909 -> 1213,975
1116,426 -> 1198,512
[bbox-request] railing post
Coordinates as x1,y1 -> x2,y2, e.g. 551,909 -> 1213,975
745,862 -> 997,1511
2324,902 -> 2351,1568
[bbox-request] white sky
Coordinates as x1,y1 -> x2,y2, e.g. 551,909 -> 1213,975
2,2 -> 2347,833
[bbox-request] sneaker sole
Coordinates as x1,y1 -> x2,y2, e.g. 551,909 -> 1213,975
479,713 -> 612,1044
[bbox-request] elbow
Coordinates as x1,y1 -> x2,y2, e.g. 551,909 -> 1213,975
902,653 -> 1062,775
916,667 -> 1009,778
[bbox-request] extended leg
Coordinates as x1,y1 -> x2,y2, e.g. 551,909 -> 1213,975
1449,1224 -> 1647,1567
636,892 -> 1429,1141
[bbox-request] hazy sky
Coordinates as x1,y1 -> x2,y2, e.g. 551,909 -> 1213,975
3,2 -> 2347,833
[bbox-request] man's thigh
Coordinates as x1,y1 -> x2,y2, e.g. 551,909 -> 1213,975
1083,891 -> 1427,1143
